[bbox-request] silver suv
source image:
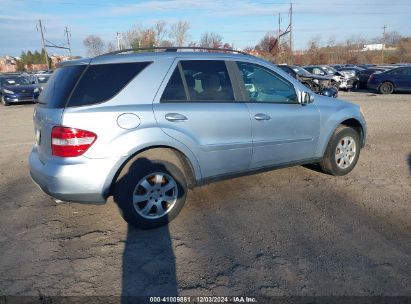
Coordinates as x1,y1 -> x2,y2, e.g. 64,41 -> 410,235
29,48 -> 367,229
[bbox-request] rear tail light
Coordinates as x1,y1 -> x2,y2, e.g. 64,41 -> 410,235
51,126 -> 97,157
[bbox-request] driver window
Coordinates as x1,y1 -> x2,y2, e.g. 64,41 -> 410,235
236,62 -> 297,103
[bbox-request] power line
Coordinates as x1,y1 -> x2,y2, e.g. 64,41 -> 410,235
36,20 -> 50,70
65,26 -> 72,56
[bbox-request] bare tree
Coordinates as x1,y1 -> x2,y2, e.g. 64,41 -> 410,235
199,32 -> 223,48
256,33 -> 279,55
83,35 -> 105,57
107,41 -> 116,52
169,21 -> 190,46
126,25 -> 156,49
385,31 -> 402,46
154,20 -> 168,46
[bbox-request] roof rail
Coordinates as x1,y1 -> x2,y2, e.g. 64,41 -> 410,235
98,46 -> 250,57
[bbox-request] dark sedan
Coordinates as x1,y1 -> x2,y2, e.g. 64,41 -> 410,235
0,75 -> 40,106
367,66 -> 411,94
357,67 -> 390,89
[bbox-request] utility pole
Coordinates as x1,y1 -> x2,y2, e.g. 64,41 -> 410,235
65,26 -> 72,57
289,3 -> 293,64
117,32 -> 122,51
381,24 -> 387,64
37,19 -> 50,70
278,13 -> 281,51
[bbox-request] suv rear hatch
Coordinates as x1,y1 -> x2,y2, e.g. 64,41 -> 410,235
34,60 -> 89,163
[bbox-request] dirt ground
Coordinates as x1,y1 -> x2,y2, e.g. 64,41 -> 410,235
0,91 -> 410,298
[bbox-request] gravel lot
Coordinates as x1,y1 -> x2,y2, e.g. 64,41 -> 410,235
0,91 -> 410,298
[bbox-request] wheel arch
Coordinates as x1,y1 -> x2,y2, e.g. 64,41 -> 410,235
318,116 -> 366,158
378,80 -> 395,92
106,145 -> 199,198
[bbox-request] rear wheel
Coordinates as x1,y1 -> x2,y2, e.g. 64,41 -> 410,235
114,156 -> 188,229
319,126 -> 360,176
378,81 -> 394,94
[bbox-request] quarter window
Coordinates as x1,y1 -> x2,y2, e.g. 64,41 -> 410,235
236,62 -> 297,103
160,67 -> 187,102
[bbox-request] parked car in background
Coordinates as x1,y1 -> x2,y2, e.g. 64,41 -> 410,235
367,66 -> 411,94
303,65 -> 357,91
335,67 -> 365,89
357,64 -> 376,69
33,74 -> 51,91
357,67 -> 390,89
0,74 -> 40,106
277,64 -> 338,97
29,47 -> 367,229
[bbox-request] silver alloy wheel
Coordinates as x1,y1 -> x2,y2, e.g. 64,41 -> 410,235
132,172 -> 178,219
335,136 -> 357,169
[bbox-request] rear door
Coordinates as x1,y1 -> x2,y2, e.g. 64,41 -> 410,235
153,59 -> 252,178
233,61 -> 320,169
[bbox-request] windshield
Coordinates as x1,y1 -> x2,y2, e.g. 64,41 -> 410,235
36,76 -> 50,84
292,66 -> 311,76
1,76 -> 31,86
322,66 -> 337,75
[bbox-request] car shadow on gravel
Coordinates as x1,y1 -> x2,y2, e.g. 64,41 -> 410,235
115,158 -> 179,301
121,226 -> 177,301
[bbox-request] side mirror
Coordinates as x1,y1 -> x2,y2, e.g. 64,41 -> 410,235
301,91 -> 314,104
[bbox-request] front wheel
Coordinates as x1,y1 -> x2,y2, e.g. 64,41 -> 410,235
378,82 -> 394,94
1,96 -> 9,106
319,126 -> 361,176
114,158 -> 187,229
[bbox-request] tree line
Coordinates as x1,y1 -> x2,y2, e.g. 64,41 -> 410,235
15,49 -> 52,71
83,20 -> 233,57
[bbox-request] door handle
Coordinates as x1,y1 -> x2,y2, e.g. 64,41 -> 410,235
165,113 -> 188,122
254,113 -> 271,121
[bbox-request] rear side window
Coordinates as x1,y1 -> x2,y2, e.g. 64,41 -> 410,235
160,60 -> 235,102
68,62 -> 151,107
39,65 -> 86,108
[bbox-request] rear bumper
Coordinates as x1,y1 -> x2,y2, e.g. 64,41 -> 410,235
29,146 -> 126,204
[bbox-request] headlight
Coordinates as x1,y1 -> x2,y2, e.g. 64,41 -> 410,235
34,88 -> 40,93
3,89 -> 14,94
313,79 -> 319,84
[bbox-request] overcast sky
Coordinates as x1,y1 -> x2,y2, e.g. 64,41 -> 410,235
1,0 -> 411,57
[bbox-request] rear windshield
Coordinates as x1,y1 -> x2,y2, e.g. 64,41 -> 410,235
68,62 -> 151,107
39,62 -> 151,108
38,65 -> 86,108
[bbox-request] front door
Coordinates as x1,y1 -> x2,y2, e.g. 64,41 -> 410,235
235,61 -> 320,169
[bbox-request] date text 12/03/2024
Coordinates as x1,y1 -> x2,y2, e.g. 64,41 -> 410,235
149,296 -> 257,303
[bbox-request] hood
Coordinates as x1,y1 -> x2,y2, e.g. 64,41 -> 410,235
2,85 -> 37,93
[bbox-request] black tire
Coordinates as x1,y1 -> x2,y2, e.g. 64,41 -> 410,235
1,96 -> 9,106
114,157 -> 188,229
331,80 -> 340,91
378,81 -> 394,94
319,125 -> 361,176
302,82 -> 312,90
